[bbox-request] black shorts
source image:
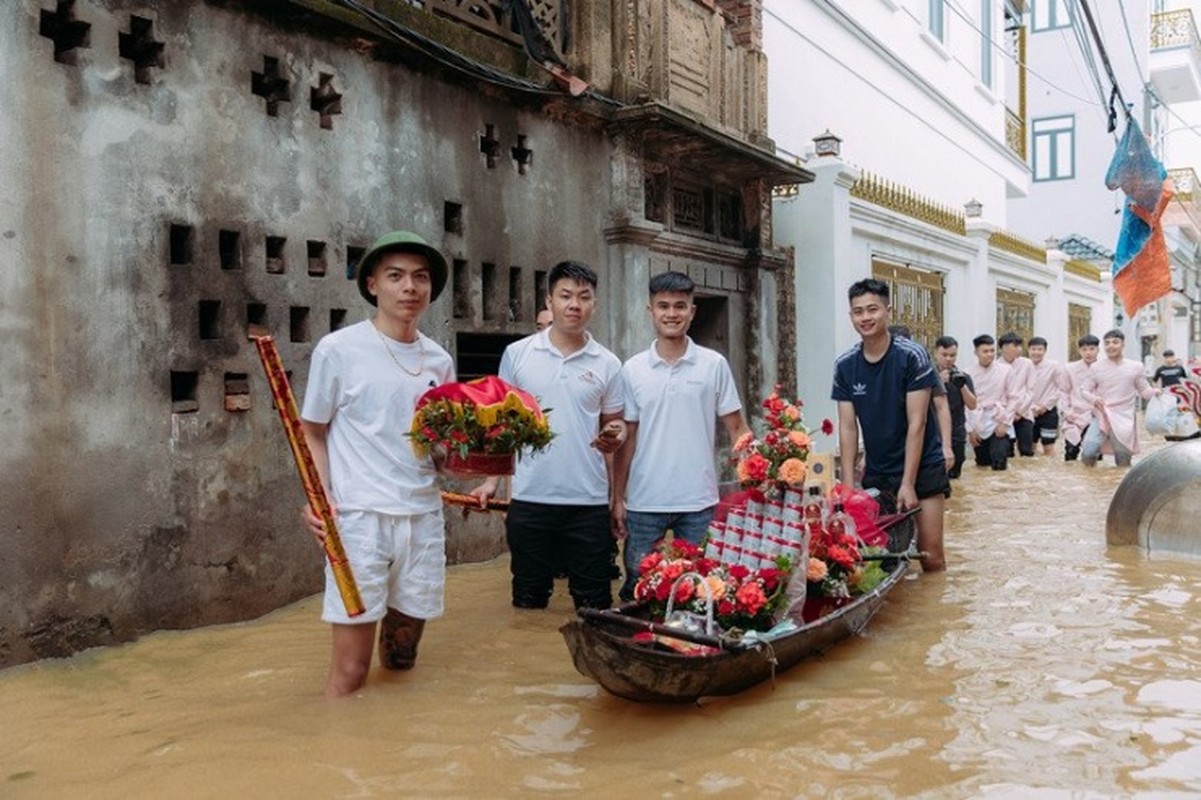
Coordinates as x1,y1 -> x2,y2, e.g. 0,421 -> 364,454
1034,408 -> 1059,444
863,460 -> 951,510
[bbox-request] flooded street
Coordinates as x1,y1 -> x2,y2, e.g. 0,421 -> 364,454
3,447 -> 1201,798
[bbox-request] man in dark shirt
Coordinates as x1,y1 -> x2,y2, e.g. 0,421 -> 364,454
832,279 -> 948,572
934,336 -> 977,480
1153,350 -> 1188,388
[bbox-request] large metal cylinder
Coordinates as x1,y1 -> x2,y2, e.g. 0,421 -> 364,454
1107,439 -> 1201,556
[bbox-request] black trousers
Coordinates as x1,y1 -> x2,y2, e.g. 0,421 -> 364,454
1014,418 -> 1035,456
1064,424 -> 1089,461
949,438 -> 966,479
505,500 -> 612,610
974,433 -> 1009,470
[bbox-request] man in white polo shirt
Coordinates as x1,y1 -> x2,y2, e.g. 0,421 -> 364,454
613,271 -> 750,602
471,261 -> 625,609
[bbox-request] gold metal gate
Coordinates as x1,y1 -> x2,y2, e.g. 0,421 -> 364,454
1067,302 -> 1091,360
996,287 -> 1035,347
874,260 -> 946,353
871,260 -> 944,353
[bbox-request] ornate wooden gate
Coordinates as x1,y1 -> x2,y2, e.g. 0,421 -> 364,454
996,287 -> 1035,346
1067,302 -> 1091,360
871,260 -> 944,353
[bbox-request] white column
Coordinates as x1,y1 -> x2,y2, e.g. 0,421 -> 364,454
1044,248 -> 1069,362
776,155 -> 859,429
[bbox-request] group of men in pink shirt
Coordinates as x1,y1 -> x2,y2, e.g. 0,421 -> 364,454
954,329 -> 1161,471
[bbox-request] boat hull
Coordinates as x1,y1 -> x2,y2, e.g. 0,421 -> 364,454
559,560 -> 908,703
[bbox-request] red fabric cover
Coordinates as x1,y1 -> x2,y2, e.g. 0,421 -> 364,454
415,375 -> 543,419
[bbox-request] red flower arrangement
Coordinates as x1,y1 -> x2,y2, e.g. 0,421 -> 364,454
409,376 -> 553,473
731,387 -> 833,498
633,539 -> 791,632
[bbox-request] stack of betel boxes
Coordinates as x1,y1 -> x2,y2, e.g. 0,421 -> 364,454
703,488 -> 809,570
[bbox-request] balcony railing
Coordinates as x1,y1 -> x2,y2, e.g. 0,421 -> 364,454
1152,9 -> 1201,53
1006,107 -> 1026,161
411,0 -> 564,54
1169,166 -> 1199,201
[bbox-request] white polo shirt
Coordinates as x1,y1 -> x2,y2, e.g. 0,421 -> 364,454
622,337 -> 743,512
301,321 -> 456,515
500,329 -> 624,505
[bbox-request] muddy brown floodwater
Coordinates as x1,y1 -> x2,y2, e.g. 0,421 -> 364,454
3,445 -> 1201,798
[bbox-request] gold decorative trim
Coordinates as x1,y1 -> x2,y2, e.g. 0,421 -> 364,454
850,170 -> 966,235
988,230 -> 1047,263
1151,9 -> 1201,53
1064,258 -> 1102,282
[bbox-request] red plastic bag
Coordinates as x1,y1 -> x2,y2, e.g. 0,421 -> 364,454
829,486 -> 888,547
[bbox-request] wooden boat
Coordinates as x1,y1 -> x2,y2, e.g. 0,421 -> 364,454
559,513 -> 916,703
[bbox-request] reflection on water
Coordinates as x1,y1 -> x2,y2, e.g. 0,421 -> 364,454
3,448 -> 1200,797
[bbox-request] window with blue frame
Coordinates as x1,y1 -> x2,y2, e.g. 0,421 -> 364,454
981,0 -> 993,87
929,0 -> 946,40
1032,0 -> 1071,32
1032,115 -> 1076,180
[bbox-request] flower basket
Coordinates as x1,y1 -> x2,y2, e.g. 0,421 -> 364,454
409,376 -> 553,471
443,451 -> 515,476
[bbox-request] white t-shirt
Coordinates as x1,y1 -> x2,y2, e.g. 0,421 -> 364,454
301,320 -> 455,515
621,338 -> 742,512
499,330 -> 623,505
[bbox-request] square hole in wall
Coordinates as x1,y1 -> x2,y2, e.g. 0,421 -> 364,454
330,308 -> 347,332
290,306 -> 310,342
534,269 -> 548,314
508,266 -> 522,322
224,372 -> 250,412
266,235 -> 286,274
482,262 -> 499,321
444,201 -> 463,234
199,300 -> 221,340
346,245 -> 365,280
219,229 -> 242,270
452,258 -> 470,320
170,224 -> 193,265
307,240 -> 327,276
170,370 -> 199,414
247,302 -> 268,339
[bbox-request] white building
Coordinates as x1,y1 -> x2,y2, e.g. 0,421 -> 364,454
1009,0 -> 1201,369
766,0 -> 1111,427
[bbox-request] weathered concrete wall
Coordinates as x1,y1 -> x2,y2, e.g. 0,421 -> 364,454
0,0 -> 610,666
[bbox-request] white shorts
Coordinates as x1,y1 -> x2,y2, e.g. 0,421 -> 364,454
321,509 -> 447,625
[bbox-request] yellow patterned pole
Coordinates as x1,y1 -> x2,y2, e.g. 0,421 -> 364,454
253,336 -> 365,617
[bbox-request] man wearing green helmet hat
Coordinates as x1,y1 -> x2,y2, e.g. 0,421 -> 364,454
300,230 -> 455,697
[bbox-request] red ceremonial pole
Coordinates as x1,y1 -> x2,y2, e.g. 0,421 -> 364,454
253,336 -> 365,617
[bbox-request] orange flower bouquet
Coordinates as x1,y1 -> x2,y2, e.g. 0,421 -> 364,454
732,387 -> 833,499
409,376 -> 553,475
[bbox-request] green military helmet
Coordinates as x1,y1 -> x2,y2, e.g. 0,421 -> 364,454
355,230 -> 449,305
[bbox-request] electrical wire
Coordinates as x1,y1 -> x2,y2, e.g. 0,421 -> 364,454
1067,2 -> 1110,112
765,5 -> 1023,184
936,0 -> 1106,106
326,0 -> 623,107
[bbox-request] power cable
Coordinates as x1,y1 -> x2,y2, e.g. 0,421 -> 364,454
1074,0 -> 1130,129
765,6 -> 1024,184
937,0 -> 1105,106
326,0 -> 622,107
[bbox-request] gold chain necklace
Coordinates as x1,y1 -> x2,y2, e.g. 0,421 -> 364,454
374,325 -> 424,377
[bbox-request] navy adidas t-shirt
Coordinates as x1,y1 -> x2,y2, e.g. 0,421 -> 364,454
831,336 -> 943,477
